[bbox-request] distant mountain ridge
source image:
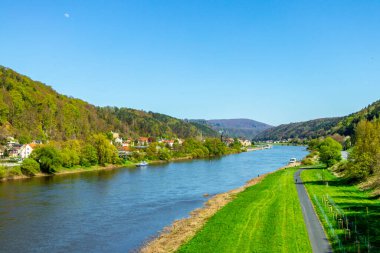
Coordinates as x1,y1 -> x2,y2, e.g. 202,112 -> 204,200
255,99 -> 380,141
190,118 -> 273,140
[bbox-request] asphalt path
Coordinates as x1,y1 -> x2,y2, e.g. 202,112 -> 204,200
295,168 -> 333,253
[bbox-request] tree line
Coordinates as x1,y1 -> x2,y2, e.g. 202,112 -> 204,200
307,118 -> 380,185
0,136 -> 244,178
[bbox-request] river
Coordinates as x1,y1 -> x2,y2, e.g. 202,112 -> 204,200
0,145 -> 308,252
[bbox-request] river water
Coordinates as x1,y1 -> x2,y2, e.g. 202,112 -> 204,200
0,145 -> 308,252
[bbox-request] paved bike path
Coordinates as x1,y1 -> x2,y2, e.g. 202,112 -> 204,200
294,168 -> 333,253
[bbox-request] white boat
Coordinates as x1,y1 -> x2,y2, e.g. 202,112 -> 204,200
136,161 -> 148,167
289,158 -> 297,164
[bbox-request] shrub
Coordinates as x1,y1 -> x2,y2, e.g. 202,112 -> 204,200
8,166 -> 22,176
301,158 -> 314,166
158,149 -> 172,161
0,166 -> 7,179
21,158 -> 41,176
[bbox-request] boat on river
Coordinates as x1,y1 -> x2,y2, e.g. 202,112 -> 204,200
136,161 -> 148,167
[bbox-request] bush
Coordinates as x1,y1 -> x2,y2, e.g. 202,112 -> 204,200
0,166 -> 6,179
21,158 -> 41,176
158,149 -> 172,161
301,158 -> 314,166
8,166 -> 22,176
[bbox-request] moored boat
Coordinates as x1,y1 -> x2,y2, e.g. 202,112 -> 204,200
136,161 -> 148,167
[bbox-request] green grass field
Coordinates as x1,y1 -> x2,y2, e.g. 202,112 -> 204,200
301,167 -> 380,252
178,167 -> 312,253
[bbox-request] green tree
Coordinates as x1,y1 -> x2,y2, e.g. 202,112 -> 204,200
80,144 -> 98,166
317,137 -> 342,167
204,138 -> 227,156
20,158 -> 41,176
31,146 -> 63,173
229,138 -> 242,151
92,134 -> 118,165
158,148 -> 172,161
344,120 -> 380,180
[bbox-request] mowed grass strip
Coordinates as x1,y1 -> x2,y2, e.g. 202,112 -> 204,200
301,167 -> 380,252
178,167 -> 312,253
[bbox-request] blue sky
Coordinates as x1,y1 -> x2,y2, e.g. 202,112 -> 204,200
1,1 -> 380,126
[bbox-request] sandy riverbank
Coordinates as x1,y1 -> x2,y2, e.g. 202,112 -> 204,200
140,162 -> 301,253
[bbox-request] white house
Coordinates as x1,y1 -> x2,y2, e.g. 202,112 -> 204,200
239,139 -> 252,147
18,144 -> 33,159
114,137 -> 123,144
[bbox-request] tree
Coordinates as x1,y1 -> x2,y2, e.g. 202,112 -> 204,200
21,158 -> 41,176
317,137 -> 342,167
158,148 -> 171,161
31,146 -> 63,173
80,144 -> 98,166
204,138 -> 227,156
91,134 -> 119,165
344,120 -> 380,180
229,138 -> 242,151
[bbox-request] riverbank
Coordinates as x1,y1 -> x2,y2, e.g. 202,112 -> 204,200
0,163 -> 128,182
140,162 -> 306,253
0,152 -> 241,182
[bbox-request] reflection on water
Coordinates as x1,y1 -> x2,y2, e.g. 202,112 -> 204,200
0,146 -> 308,253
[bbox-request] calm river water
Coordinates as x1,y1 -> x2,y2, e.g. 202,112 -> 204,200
0,145 -> 308,252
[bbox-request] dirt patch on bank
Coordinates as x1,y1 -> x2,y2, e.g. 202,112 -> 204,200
140,163 -> 300,253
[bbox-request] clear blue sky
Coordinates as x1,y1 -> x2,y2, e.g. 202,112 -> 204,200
1,1 -> 380,126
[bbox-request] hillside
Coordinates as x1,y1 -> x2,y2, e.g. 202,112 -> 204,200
0,66 -> 217,142
191,119 -> 272,140
334,99 -> 380,136
255,99 -> 380,141
254,117 -> 343,141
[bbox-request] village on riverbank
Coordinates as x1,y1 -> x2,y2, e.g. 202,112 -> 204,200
0,131 -> 266,181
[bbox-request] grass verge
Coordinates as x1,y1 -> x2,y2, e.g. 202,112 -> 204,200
301,166 -> 380,252
177,167 -> 312,253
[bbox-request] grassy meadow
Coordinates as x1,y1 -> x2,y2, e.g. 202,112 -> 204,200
301,166 -> 380,252
178,167 -> 312,253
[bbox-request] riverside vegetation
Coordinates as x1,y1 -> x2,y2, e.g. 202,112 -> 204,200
299,118 -> 380,252
0,136 -> 244,180
0,66 -> 247,180
301,167 -> 380,252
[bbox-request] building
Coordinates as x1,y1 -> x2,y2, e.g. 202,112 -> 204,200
19,144 -> 34,159
0,146 -> 5,158
162,140 -> 175,148
8,144 -> 22,158
239,139 -> 252,147
137,137 -> 149,146
111,131 -> 120,139
114,137 -> 123,145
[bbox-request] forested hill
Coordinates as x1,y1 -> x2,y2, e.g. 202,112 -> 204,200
255,99 -> 380,141
254,117 -> 343,141
334,99 -> 380,136
0,66 -> 217,142
190,118 -> 272,139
